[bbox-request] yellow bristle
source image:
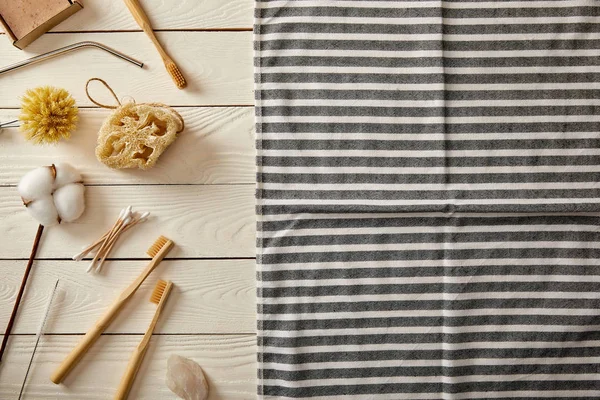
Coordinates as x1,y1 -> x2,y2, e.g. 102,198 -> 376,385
19,86 -> 78,145
150,279 -> 168,304
147,235 -> 170,258
166,62 -> 187,90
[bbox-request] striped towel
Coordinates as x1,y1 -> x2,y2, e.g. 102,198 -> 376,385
255,1 -> 600,398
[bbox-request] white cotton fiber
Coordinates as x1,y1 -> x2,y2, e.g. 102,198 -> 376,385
53,163 -> 83,189
53,183 -> 85,222
18,164 -> 86,225
18,166 -> 54,201
26,195 -> 59,227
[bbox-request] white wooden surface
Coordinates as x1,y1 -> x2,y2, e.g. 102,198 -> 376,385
0,0 -> 256,398
0,32 -> 254,107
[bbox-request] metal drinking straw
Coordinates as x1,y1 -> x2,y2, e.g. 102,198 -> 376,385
0,41 -> 144,76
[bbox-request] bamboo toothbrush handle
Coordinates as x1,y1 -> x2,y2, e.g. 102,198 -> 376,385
122,0 -> 170,61
51,243 -> 172,384
114,282 -> 173,400
113,338 -> 150,400
50,298 -> 126,384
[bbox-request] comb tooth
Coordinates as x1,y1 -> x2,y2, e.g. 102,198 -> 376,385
150,279 -> 167,304
147,235 -> 169,258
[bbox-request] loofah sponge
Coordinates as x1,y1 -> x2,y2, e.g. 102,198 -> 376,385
19,86 -> 78,145
95,102 -> 184,170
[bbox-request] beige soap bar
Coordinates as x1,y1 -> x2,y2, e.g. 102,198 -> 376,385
0,0 -> 73,39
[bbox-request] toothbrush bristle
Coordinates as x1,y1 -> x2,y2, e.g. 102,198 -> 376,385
147,235 -> 171,258
166,62 -> 187,89
150,279 -> 168,304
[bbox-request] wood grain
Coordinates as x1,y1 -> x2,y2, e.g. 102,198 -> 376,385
0,259 -> 256,334
0,1 -> 258,397
0,334 -> 256,399
0,185 -> 256,259
0,32 -> 254,108
50,0 -> 254,31
0,107 -> 255,185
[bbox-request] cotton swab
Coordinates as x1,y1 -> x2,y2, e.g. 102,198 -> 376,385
88,207 -> 132,272
94,214 -> 132,273
19,280 -> 60,400
84,207 -> 131,272
94,213 -> 151,273
95,212 -> 150,273
73,207 -> 127,263
73,206 -> 150,273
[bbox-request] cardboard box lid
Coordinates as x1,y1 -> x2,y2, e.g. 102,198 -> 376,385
0,0 -> 83,49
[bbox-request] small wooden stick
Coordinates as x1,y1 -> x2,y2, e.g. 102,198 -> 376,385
99,219 -> 124,255
73,231 -> 110,261
95,224 -> 126,273
0,224 -> 44,362
94,215 -> 130,270
95,213 -> 148,273
87,216 -> 125,272
76,210 -> 131,261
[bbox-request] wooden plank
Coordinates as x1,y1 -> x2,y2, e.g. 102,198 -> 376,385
0,259 -> 256,334
0,334 -> 256,399
51,0 -> 254,31
0,185 -> 256,259
0,32 -> 253,108
0,107 -> 255,185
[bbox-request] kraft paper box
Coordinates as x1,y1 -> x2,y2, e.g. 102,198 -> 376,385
0,0 -> 83,49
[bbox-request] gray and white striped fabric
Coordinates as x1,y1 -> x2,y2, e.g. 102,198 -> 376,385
255,1 -> 600,398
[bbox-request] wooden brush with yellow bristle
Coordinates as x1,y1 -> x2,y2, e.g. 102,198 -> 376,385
20,86 -> 78,144
122,0 -> 187,89
50,236 -> 175,384
114,279 -> 173,400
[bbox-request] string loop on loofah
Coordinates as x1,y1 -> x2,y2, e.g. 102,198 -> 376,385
85,78 -> 122,109
85,78 -> 184,131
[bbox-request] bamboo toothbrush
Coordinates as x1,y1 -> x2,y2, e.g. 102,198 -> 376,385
50,236 -> 175,384
114,279 -> 174,400
122,0 -> 187,89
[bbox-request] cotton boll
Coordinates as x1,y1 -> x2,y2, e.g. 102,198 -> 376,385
18,163 -> 85,226
27,195 -> 59,226
53,183 -> 85,222
18,166 -> 55,202
53,163 -> 82,189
